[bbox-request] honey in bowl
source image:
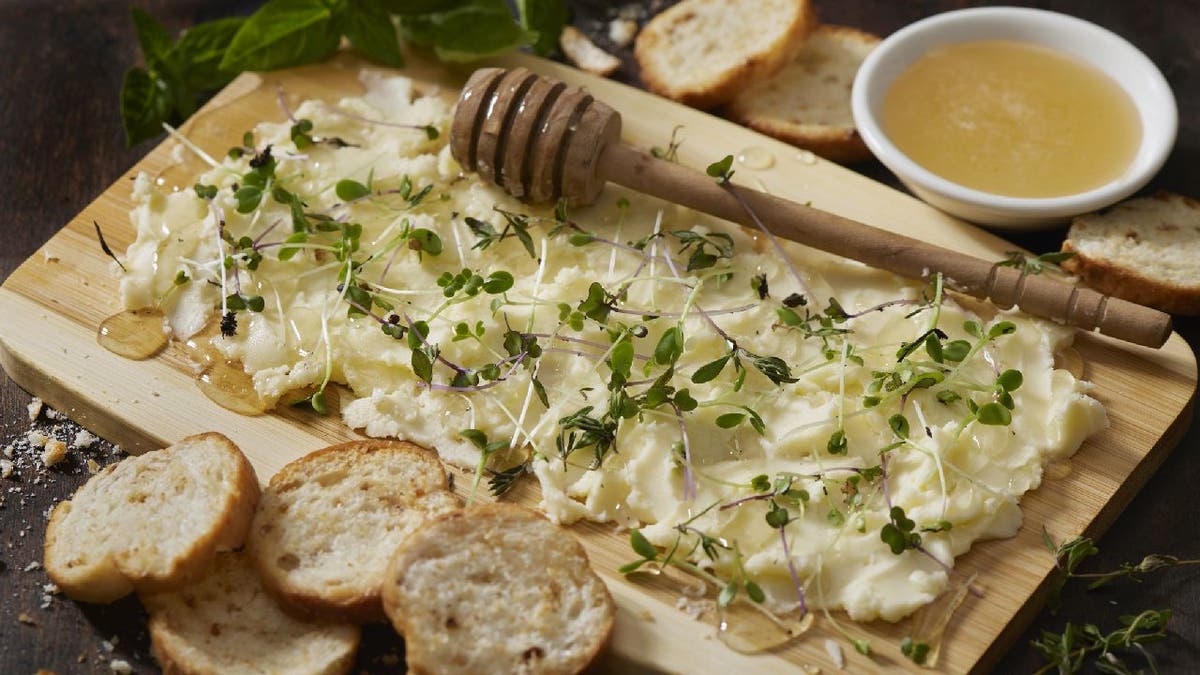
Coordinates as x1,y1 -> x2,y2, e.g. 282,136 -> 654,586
881,40 -> 1142,198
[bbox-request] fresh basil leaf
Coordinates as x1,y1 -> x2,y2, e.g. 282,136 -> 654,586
121,67 -> 174,146
131,7 -> 175,71
170,17 -> 246,91
344,0 -> 404,67
403,1 -> 536,62
221,0 -> 342,72
517,0 -> 567,57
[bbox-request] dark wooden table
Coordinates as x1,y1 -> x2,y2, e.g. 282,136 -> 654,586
1,1 -> 1196,672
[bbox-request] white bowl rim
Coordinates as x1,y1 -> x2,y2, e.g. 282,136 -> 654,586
851,6 -> 1178,218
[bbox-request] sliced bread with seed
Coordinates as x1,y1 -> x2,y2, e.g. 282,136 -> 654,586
248,440 -> 460,623
382,503 -> 615,675
635,0 -> 816,109
727,24 -> 880,163
1063,191 -> 1200,315
142,551 -> 360,675
44,432 -> 259,603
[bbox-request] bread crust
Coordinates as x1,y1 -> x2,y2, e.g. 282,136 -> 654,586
249,439 -> 459,624
383,503 -> 615,675
1063,192 -> 1200,315
726,24 -> 880,163
43,432 -> 260,603
635,0 -> 817,109
1062,242 -> 1200,315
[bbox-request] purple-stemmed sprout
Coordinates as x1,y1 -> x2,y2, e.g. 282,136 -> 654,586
610,302 -> 757,319
276,84 -> 296,123
251,219 -> 284,250
524,333 -> 651,361
779,523 -> 808,617
841,298 -> 921,319
670,401 -> 698,503
321,103 -> 439,138
417,352 -> 527,393
721,183 -> 814,302
718,466 -> 875,511
879,452 -> 983,597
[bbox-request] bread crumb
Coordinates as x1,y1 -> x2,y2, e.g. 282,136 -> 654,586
73,429 -> 99,448
27,430 -> 48,448
560,26 -> 621,76
0,459 -> 13,479
100,639 -> 114,653
28,397 -> 43,421
608,18 -> 638,47
825,639 -> 845,669
42,439 -> 68,467
25,561 -> 42,572
44,583 -> 60,594
109,659 -> 133,674
3,444 -> 13,458
18,612 -> 36,625
86,459 -> 101,474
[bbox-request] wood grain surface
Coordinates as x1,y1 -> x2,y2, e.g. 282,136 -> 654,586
2,2 -> 1199,674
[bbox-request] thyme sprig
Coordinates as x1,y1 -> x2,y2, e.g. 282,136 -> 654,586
1032,610 -> 1171,675
1043,529 -> 1200,611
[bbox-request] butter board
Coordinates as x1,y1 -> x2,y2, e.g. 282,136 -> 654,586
0,51 -> 1193,673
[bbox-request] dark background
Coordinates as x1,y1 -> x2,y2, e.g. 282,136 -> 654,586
1,1 -> 1196,672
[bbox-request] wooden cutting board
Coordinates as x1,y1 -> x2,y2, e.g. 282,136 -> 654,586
0,51 -> 1193,673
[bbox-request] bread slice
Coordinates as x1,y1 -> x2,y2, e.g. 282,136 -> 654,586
634,0 -> 816,109
382,504 -> 615,675
727,24 -> 880,163
142,551 -> 360,675
44,432 -> 259,603
248,440 -> 460,623
1063,191 -> 1200,315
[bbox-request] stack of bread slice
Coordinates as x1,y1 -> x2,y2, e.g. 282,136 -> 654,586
44,433 -> 614,675
633,0 -> 880,163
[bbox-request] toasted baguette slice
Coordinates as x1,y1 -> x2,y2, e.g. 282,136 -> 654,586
1063,191 -> 1200,315
382,504 -> 615,675
44,432 -> 259,603
143,551 -> 360,675
727,24 -> 880,163
635,0 -> 816,109
249,440 -> 460,623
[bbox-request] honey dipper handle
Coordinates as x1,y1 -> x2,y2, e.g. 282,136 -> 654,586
598,144 -> 1172,347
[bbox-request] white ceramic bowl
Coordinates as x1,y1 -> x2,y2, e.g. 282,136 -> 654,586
851,7 -> 1177,230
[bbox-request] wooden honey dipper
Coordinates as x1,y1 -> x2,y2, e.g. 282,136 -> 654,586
450,67 -> 1172,348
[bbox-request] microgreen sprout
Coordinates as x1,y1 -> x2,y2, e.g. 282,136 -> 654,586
900,637 -> 931,665
706,155 -> 735,184
996,250 -> 1076,276
670,229 -> 734,272
460,428 -> 510,505
649,125 -> 684,162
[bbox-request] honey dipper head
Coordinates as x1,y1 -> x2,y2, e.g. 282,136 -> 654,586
451,67 -> 621,206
